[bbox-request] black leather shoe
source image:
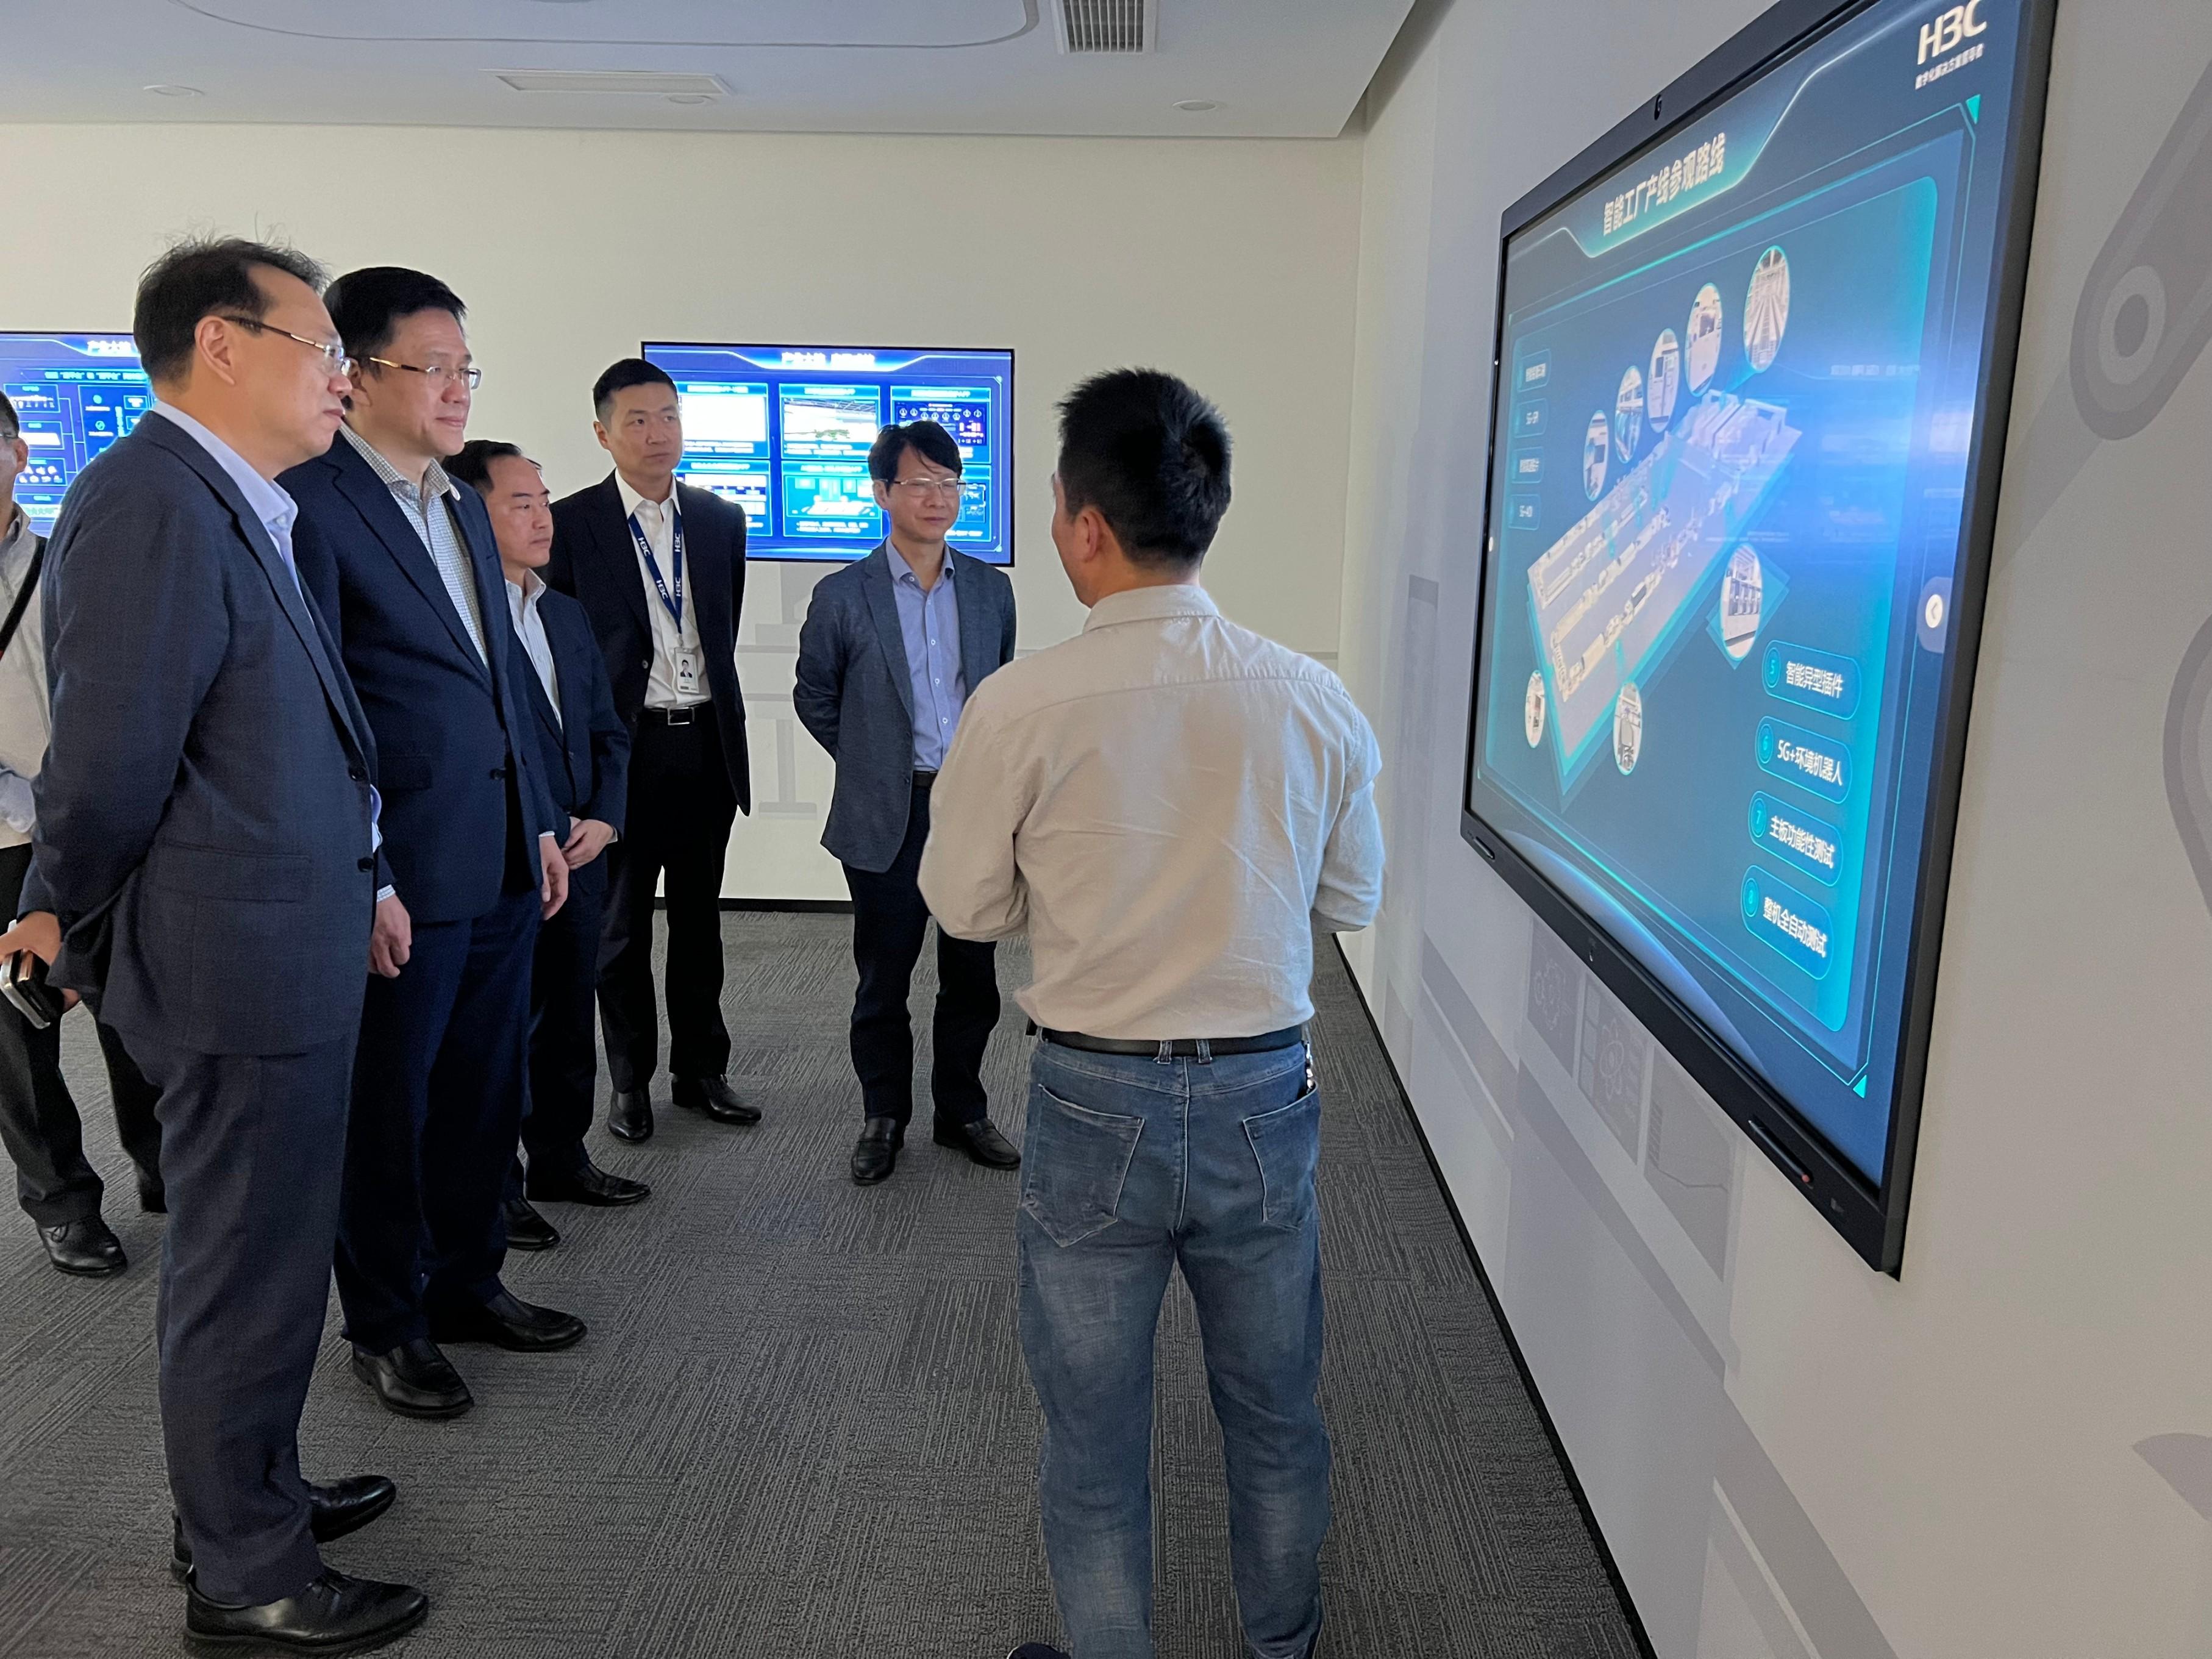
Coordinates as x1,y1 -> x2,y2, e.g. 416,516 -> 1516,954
934,1116 -> 1022,1169
526,1156 -> 651,1207
607,1086 -> 653,1143
185,1568 -> 427,1655
1007,1646 -> 1072,1659
427,1286 -> 585,1353
851,1117 -> 905,1185
673,1074 -> 761,1125
40,1216 -> 125,1276
350,1339 -> 472,1420
502,1194 -> 558,1252
139,1183 -> 168,1215
173,1475 -> 398,1581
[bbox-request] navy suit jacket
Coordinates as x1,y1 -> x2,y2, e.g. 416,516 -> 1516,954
23,414 -> 379,1055
546,475 -> 751,815
793,544 -> 1016,873
285,435 -> 558,926
513,585 -> 630,836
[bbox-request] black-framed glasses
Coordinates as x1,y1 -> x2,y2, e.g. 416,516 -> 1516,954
363,355 -> 482,391
217,316 -> 355,378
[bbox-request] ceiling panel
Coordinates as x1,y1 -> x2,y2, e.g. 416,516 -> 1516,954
0,0 -> 1414,139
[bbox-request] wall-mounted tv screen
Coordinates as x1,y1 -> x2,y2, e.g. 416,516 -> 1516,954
642,343 -> 1013,564
0,334 -> 151,530
1461,0 -> 2055,1271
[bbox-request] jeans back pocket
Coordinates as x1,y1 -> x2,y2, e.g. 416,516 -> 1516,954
1243,1086 -> 1322,1233
1021,1083 -> 1145,1247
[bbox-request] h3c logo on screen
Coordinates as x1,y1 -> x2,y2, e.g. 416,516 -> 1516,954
1919,0 -> 1989,64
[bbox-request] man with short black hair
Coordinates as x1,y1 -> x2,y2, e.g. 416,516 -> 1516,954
922,369 -> 1384,1659
449,438 -> 646,1248
0,389 -> 166,1277
548,359 -> 757,1147
796,419 -> 1019,1185
0,237 -> 424,1652
287,267 -> 581,1423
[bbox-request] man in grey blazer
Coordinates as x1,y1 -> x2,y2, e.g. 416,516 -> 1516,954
795,420 -> 1021,1185
2,240 -> 426,1653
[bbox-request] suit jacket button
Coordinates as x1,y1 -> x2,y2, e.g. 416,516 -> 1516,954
358,856 -> 376,872
348,768 -> 365,782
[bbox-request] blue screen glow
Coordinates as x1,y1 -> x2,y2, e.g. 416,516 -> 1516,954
0,334 -> 152,530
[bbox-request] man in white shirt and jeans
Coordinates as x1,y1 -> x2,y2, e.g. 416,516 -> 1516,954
921,369 -> 1385,1659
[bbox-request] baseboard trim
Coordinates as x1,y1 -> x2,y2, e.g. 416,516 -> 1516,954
1329,936 -> 1660,1659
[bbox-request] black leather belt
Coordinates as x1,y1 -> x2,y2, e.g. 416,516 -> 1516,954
913,770 -> 938,790
1040,1026 -> 1306,1058
640,704 -> 712,727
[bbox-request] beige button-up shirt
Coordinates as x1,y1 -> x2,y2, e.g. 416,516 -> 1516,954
919,583 -> 1385,1040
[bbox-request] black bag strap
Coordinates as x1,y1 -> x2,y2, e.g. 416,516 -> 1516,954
0,539 -> 44,662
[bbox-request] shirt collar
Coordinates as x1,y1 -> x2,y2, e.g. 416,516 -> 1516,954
1082,582 -> 1218,633
505,566 -> 547,607
616,471 -> 678,524
341,421 -> 457,506
149,402 -> 298,542
0,503 -> 26,555
885,540 -> 954,589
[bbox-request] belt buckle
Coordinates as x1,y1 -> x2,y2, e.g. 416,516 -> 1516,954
665,706 -> 694,726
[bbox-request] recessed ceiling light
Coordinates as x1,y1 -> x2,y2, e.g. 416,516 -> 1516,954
1174,99 -> 1222,113
666,95 -> 712,105
144,84 -> 204,98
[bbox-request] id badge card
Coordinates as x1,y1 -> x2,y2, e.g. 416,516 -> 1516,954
674,648 -> 704,698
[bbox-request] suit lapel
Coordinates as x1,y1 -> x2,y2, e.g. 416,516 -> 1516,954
143,418 -> 368,762
596,476 -> 652,640
330,441 -> 491,686
951,551 -> 996,693
860,546 -> 914,721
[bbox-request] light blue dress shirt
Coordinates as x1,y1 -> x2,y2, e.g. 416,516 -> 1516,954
887,541 -> 965,772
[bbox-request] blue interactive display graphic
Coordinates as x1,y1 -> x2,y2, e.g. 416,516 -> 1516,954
643,344 -> 1013,563
1466,0 -> 2041,1187
0,334 -> 152,530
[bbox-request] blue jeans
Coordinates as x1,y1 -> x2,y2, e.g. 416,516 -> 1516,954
1017,1038 -> 1330,1659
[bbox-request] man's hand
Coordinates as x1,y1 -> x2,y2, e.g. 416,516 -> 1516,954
539,834 -> 569,920
370,894 -> 412,979
562,816 -> 616,870
0,910 -> 78,1010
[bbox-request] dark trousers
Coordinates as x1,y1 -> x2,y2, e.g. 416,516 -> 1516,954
335,887 -> 538,1352
0,842 -> 163,1226
131,1022 -> 358,1607
515,854 -> 608,1182
600,708 -> 738,1091
843,780 -> 999,1127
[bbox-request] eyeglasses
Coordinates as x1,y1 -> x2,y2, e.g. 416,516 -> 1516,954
888,477 -> 965,499
216,316 -> 356,378
364,355 -> 483,391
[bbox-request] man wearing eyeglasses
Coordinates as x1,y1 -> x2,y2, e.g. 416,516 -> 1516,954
795,420 -> 1020,1185
285,267 -> 579,1425
0,237 -> 426,1652
0,390 -> 167,1279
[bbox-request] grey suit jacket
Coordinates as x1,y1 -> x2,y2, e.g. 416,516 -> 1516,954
23,415 -> 380,1056
794,544 -> 1015,873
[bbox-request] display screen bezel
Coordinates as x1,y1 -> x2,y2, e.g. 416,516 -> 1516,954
1455,0 -> 2057,1273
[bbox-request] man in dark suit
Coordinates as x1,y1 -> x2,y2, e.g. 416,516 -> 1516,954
449,440 -> 648,1252
548,359 -> 758,1145
1,238 -> 424,1651
287,268 -> 580,1424
794,419 -> 1020,1185
0,389 -> 166,1277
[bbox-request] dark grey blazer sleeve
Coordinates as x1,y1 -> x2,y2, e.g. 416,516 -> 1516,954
793,582 -> 847,760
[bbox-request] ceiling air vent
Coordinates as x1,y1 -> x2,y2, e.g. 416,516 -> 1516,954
1055,0 -> 1154,54
493,70 -> 729,97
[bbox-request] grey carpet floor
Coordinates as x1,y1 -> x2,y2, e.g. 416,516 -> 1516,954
0,915 -> 1639,1659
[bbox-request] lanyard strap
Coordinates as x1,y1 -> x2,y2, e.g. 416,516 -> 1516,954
629,504 -> 685,627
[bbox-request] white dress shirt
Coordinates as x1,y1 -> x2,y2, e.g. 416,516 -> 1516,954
506,569 -> 560,722
616,474 -> 707,710
919,583 -> 1385,1040
340,424 -> 487,664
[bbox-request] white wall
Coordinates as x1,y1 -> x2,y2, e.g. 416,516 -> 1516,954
0,122 -> 1363,898
1341,2 -> 2212,1656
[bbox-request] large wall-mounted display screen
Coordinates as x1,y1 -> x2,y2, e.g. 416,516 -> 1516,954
1461,0 -> 2053,1270
643,343 -> 1013,563
0,334 -> 151,530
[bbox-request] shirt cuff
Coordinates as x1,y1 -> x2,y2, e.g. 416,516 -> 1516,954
0,772 -> 35,838
375,885 -> 396,904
